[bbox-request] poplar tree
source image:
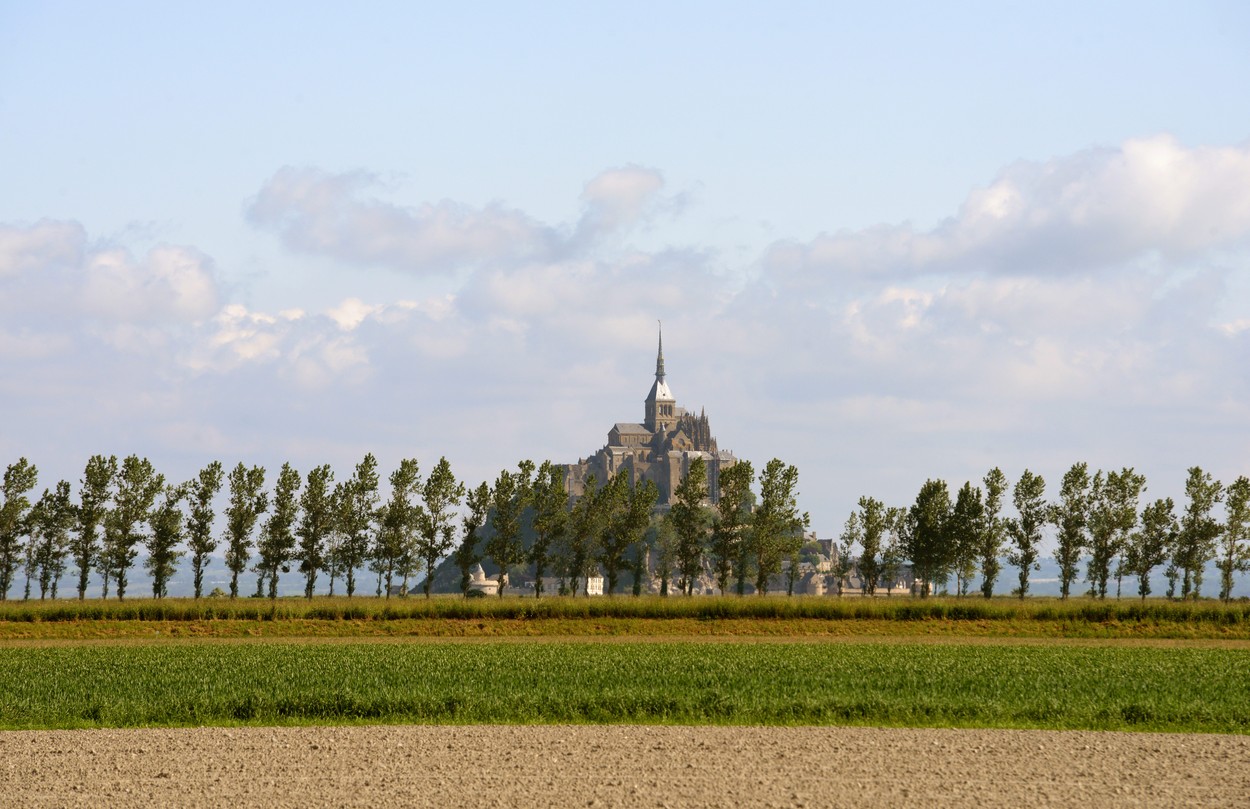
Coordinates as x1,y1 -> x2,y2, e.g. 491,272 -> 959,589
186,461 -> 224,599
416,457 -> 465,598
454,482 -> 491,596
630,541 -> 647,596
104,455 -> 164,601
879,507 -> 907,596
1163,525 -> 1183,600
1050,462 -> 1091,600
649,517 -> 678,596
296,464 -> 334,599
326,482 -> 349,596
256,462 -> 301,599
564,475 -> 604,596
377,458 -> 421,597
711,460 -> 753,595
902,479 -> 952,598
1126,497 -> 1177,600
834,511 -> 859,596
224,463 -> 268,599
669,458 -> 711,596
596,475 -> 629,594
337,453 -> 379,597
29,481 -> 75,599
1218,476 -> 1250,602
1087,468 -> 1146,599
96,520 -> 116,598
855,496 -> 890,595
0,458 -> 39,601
601,476 -> 657,595
978,468 -> 1008,598
21,518 -> 39,600
1006,469 -> 1046,599
948,483 -> 984,596
486,466 -> 526,597
73,455 -> 115,600
1176,466 -> 1222,598
528,461 -> 567,598
145,484 -> 186,598
750,459 -> 808,596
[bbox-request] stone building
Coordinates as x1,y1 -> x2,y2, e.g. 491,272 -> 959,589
563,329 -> 737,507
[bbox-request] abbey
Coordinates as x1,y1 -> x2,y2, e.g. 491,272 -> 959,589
563,330 -> 737,506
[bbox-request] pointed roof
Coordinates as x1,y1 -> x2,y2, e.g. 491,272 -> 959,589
656,324 -> 666,381
645,323 -> 674,403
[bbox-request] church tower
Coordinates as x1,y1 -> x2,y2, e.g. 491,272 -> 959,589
644,325 -> 676,433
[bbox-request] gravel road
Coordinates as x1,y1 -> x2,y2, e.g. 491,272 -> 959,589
3,724 -> 1247,807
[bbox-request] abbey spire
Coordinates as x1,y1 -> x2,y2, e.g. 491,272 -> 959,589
644,323 -> 675,432
655,322 -> 666,383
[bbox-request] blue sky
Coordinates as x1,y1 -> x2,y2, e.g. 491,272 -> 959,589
3,1 -> 1250,590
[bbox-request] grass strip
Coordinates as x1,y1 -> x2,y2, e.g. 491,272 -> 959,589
3,595 -> 1249,625
3,616 -> 1250,642
2,641 -> 1247,733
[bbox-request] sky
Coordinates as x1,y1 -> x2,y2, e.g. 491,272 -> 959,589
3,1 -> 1250,591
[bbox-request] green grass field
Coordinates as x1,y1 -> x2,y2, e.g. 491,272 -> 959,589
3,640 -> 1247,733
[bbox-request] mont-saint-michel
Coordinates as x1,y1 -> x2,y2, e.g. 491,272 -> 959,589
563,329 -> 737,507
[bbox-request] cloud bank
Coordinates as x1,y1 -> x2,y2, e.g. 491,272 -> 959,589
4,136 -> 1250,542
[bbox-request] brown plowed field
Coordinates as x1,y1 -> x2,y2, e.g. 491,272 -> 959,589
3,724 -> 1247,807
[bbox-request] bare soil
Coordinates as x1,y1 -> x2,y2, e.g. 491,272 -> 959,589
3,725 -> 1247,807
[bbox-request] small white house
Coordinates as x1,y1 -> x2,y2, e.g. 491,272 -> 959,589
467,564 -> 500,596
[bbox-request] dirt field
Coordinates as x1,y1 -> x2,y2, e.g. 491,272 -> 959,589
3,725 -> 1247,807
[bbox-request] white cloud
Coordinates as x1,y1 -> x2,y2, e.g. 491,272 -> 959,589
0,220 -> 220,328
285,332 -> 371,389
246,166 -> 558,274
580,165 -> 665,229
246,165 -> 692,276
572,165 -> 682,246
183,304 -> 294,371
80,245 -> 219,323
1219,318 -> 1250,336
0,219 -> 85,277
327,297 -> 380,331
0,327 -> 73,359
764,135 -> 1250,285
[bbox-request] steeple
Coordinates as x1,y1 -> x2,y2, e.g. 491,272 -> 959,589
655,322 -> 666,383
644,322 -> 675,433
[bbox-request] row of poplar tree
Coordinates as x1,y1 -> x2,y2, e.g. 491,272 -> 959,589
0,452 -> 810,601
836,464 -> 1250,602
